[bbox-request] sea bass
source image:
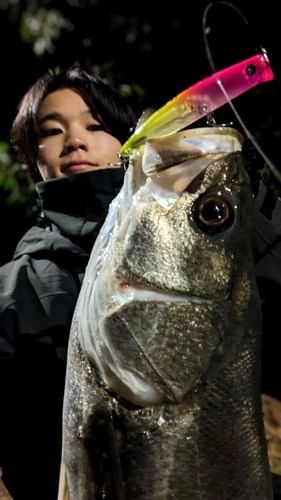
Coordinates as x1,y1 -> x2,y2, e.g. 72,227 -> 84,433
58,127 -> 272,500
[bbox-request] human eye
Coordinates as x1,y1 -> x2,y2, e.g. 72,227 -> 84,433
87,123 -> 105,132
40,128 -> 62,138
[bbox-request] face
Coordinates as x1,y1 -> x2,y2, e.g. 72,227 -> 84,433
36,88 -> 122,180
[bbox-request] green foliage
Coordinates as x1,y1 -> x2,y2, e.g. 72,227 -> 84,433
259,165 -> 281,198
92,66 -> 146,103
242,135 -> 281,198
2,0 -> 73,56
0,140 -> 40,218
19,6 -> 73,56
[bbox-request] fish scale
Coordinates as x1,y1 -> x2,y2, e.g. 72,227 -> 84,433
62,315 -> 270,499
58,131 -> 272,499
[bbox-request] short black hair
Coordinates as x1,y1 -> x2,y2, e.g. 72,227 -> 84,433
11,62 -> 137,182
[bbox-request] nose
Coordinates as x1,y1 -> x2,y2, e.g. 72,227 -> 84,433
63,131 -> 88,153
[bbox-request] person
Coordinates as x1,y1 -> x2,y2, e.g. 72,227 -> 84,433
252,178 -> 281,500
1,62 -> 281,500
0,62 -> 137,500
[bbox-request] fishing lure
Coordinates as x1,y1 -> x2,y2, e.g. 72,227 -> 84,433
119,54 -> 273,160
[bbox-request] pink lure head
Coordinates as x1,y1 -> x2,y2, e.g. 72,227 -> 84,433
183,54 -> 274,116
224,54 -> 273,87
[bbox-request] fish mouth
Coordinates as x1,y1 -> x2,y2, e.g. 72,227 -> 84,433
113,282 -> 229,307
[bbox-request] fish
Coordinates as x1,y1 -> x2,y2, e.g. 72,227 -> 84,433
119,54 -> 274,160
58,126 -> 272,500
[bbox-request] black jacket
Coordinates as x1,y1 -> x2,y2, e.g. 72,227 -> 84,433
252,181 -> 281,500
252,181 -> 281,404
0,168 -> 125,500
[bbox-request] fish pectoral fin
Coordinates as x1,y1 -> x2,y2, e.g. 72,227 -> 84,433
57,460 -> 70,500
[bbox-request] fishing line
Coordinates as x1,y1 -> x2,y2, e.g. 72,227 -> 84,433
202,1 -> 281,184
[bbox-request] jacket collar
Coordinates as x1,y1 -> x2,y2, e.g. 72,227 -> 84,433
36,168 -> 125,254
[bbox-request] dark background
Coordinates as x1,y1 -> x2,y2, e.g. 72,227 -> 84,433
0,4 -> 281,493
0,0 -> 280,266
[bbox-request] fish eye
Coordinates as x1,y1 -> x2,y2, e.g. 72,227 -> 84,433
192,193 -> 235,233
246,64 -> 256,76
198,104 -> 210,115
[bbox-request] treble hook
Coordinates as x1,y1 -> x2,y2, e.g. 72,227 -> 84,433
206,112 -> 233,128
108,153 -> 128,170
